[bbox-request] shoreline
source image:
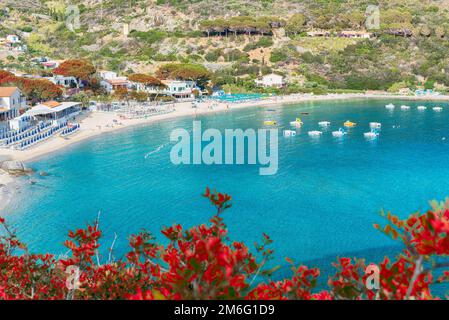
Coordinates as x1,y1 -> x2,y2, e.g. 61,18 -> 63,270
0,171 -> 24,213
2,92 -> 449,164
1,92 -> 449,212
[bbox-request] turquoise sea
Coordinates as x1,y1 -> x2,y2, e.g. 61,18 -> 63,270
5,99 -> 449,282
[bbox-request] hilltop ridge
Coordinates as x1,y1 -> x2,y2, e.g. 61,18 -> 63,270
1,0 -> 449,93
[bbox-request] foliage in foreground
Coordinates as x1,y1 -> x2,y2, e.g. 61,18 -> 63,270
1,188 -> 449,300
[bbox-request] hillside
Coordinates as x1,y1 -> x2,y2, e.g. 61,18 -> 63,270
2,0 -> 449,93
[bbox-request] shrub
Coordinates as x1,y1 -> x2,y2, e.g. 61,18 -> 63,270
129,29 -> 167,44
243,37 -> 274,51
424,79 -> 435,89
205,49 -> 222,62
269,49 -> 288,63
2,189 -> 449,299
20,26 -> 33,33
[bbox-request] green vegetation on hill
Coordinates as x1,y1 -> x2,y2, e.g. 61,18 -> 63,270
2,0 -> 449,94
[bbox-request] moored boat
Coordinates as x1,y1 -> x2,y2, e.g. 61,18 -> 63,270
332,128 -> 347,137
290,118 -> 303,127
369,122 -> 381,129
308,130 -> 322,137
364,129 -> 380,139
283,130 -> 296,137
344,120 -> 356,128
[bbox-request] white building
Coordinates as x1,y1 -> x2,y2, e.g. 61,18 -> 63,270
98,71 -> 129,93
130,79 -> 200,99
0,87 -> 27,129
101,79 -> 130,93
6,34 -> 20,44
161,80 -> 200,99
45,75 -> 78,88
255,74 -> 285,88
24,101 -> 82,125
0,35 -> 26,52
338,31 -> 373,38
129,81 -> 159,93
306,30 -> 331,37
98,70 -> 119,80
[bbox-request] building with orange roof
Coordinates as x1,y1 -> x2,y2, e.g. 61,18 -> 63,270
101,78 -> 130,93
42,100 -> 62,108
0,87 -> 27,129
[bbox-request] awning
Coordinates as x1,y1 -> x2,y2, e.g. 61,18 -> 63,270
52,102 -> 81,112
23,105 -> 54,116
24,102 -> 81,117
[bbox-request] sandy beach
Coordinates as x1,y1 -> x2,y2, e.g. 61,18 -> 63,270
3,92 -> 449,164
1,92 -> 448,211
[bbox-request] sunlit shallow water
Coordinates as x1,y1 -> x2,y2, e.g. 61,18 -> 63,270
5,99 -> 449,286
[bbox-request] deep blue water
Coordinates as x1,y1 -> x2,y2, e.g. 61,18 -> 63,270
5,99 -> 449,282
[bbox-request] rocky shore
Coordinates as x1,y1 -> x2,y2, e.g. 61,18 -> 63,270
0,160 -> 32,212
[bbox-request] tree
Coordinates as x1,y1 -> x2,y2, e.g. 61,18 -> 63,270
337,11 -> 365,30
285,14 -> 306,35
28,79 -> 63,102
53,59 -> 96,88
388,81 -> 408,93
156,63 -> 211,89
113,87 -> 131,106
0,70 -> 14,81
419,25 -> 432,37
424,79 -> 435,89
130,90 -> 148,102
381,9 -> 413,30
128,74 -> 164,87
0,73 -> 62,103
71,92 -> 91,109
270,49 -> 288,63
435,25 -> 446,38
128,74 -> 166,101
199,16 -> 283,37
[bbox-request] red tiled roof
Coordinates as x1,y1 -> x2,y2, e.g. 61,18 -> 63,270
107,79 -> 128,85
42,101 -> 61,108
0,87 -> 19,97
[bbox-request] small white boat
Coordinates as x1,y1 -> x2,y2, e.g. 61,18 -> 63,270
364,129 -> 380,139
369,122 -> 381,129
332,128 -> 347,137
401,105 -> 410,110
433,107 -> 443,112
308,130 -> 322,137
318,121 -> 331,127
417,106 -> 427,111
385,103 -> 395,110
290,118 -> 303,127
283,130 -> 296,137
